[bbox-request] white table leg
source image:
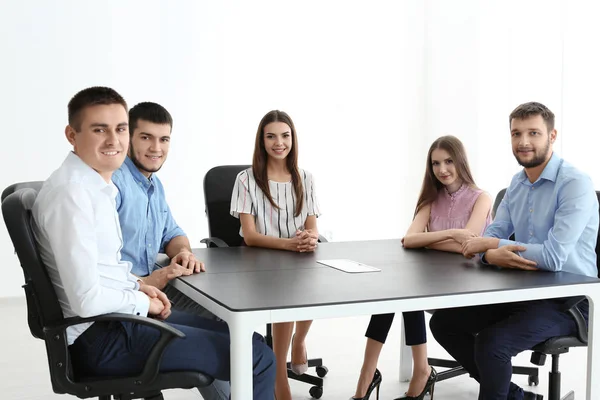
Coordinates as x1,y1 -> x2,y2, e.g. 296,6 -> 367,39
586,292 -> 599,400
399,315 -> 412,382
229,315 -> 255,400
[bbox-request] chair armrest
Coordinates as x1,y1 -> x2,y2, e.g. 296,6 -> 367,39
44,313 -> 184,388
318,235 -> 328,243
200,237 -> 229,248
561,297 -> 588,344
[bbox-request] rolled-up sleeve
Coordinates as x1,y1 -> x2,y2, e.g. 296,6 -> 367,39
160,203 -> 186,252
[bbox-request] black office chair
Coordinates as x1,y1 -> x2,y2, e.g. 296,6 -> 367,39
201,165 -> 329,399
522,190 -> 600,400
427,189 -> 541,387
1,186 -> 214,400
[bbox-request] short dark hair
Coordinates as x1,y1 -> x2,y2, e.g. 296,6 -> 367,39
68,87 -> 127,131
128,102 -> 173,137
509,102 -> 555,132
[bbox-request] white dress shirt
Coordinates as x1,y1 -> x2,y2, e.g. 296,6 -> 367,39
32,152 -> 150,345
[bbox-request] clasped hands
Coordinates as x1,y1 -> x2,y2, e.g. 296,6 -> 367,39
459,235 -> 538,271
290,229 -> 319,252
139,283 -> 171,320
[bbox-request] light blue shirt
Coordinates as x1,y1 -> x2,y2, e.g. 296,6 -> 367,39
112,156 -> 185,277
484,153 -> 598,277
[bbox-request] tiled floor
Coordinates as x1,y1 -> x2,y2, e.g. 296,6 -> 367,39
0,296 -> 588,399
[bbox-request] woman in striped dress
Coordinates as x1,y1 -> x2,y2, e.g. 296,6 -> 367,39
351,135 -> 493,400
230,110 -> 320,400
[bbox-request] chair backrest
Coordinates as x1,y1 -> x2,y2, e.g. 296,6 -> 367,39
1,181 -> 44,203
2,188 -> 65,339
494,188 -> 600,279
203,165 -> 251,247
492,188 -> 506,219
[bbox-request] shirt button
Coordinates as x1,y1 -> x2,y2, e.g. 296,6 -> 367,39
136,312 -> 140,315
530,208 -> 533,212
530,231 -> 533,236
148,244 -> 152,247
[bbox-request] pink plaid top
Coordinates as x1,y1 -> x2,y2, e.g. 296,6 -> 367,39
428,184 -> 491,234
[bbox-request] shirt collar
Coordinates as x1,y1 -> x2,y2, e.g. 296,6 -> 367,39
65,152 -> 114,193
518,152 -> 561,184
123,156 -> 153,188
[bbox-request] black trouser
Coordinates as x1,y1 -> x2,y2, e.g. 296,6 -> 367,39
365,311 -> 427,345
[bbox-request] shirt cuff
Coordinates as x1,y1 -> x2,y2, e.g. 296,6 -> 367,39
132,290 -> 150,317
498,239 -> 515,248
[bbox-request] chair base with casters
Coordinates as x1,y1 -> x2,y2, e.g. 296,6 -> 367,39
427,357 -> 540,386
2,187 -> 214,400
201,164 -> 330,399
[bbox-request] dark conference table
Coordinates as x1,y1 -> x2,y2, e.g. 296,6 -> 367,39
166,239 -> 600,399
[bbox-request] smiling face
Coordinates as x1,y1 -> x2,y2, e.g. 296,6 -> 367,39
431,148 -> 460,188
263,121 -> 292,161
65,103 -> 129,182
511,114 -> 555,168
128,120 -> 171,177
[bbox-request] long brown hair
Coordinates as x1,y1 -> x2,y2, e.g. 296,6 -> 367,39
415,135 -> 478,215
252,110 -> 304,217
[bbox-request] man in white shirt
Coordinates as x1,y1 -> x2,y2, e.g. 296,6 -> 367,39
32,86 -> 276,399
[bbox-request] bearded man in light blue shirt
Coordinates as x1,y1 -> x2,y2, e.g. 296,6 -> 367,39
112,102 -> 230,400
430,102 -> 598,400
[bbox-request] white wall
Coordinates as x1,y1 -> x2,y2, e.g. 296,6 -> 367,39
0,0 -> 425,297
1,0 -> 599,299
424,0 -> 567,201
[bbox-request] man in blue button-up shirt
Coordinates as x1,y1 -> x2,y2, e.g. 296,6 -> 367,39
112,102 -> 229,400
430,102 -> 598,400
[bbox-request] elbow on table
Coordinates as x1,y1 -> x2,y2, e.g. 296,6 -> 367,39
540,252 -> 564,272
402,237 -> 418,249
243,235 -> 258,247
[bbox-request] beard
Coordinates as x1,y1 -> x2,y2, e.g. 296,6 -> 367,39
129,146 -> 163,175
514,139 -> 551,168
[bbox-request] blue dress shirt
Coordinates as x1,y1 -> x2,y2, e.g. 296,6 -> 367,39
484,153 -> 598,278
112,156 -> 186,277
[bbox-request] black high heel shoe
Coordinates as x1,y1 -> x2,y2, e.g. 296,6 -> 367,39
394,366 -> 437,400
351,368 -> 382,400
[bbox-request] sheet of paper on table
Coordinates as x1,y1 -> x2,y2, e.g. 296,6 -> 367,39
317,259 -> 381,273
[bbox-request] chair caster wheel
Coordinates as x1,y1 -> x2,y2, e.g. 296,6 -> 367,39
309,385 -> 323,399
316,365 -> 329,377
528,374 -> 539,386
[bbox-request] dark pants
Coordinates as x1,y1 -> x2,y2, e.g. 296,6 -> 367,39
163,281 -> 230,400
365,311 -> 427,345
69,309 -> 276,400
164,283 -> 221,320
429,299 -> 587,400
